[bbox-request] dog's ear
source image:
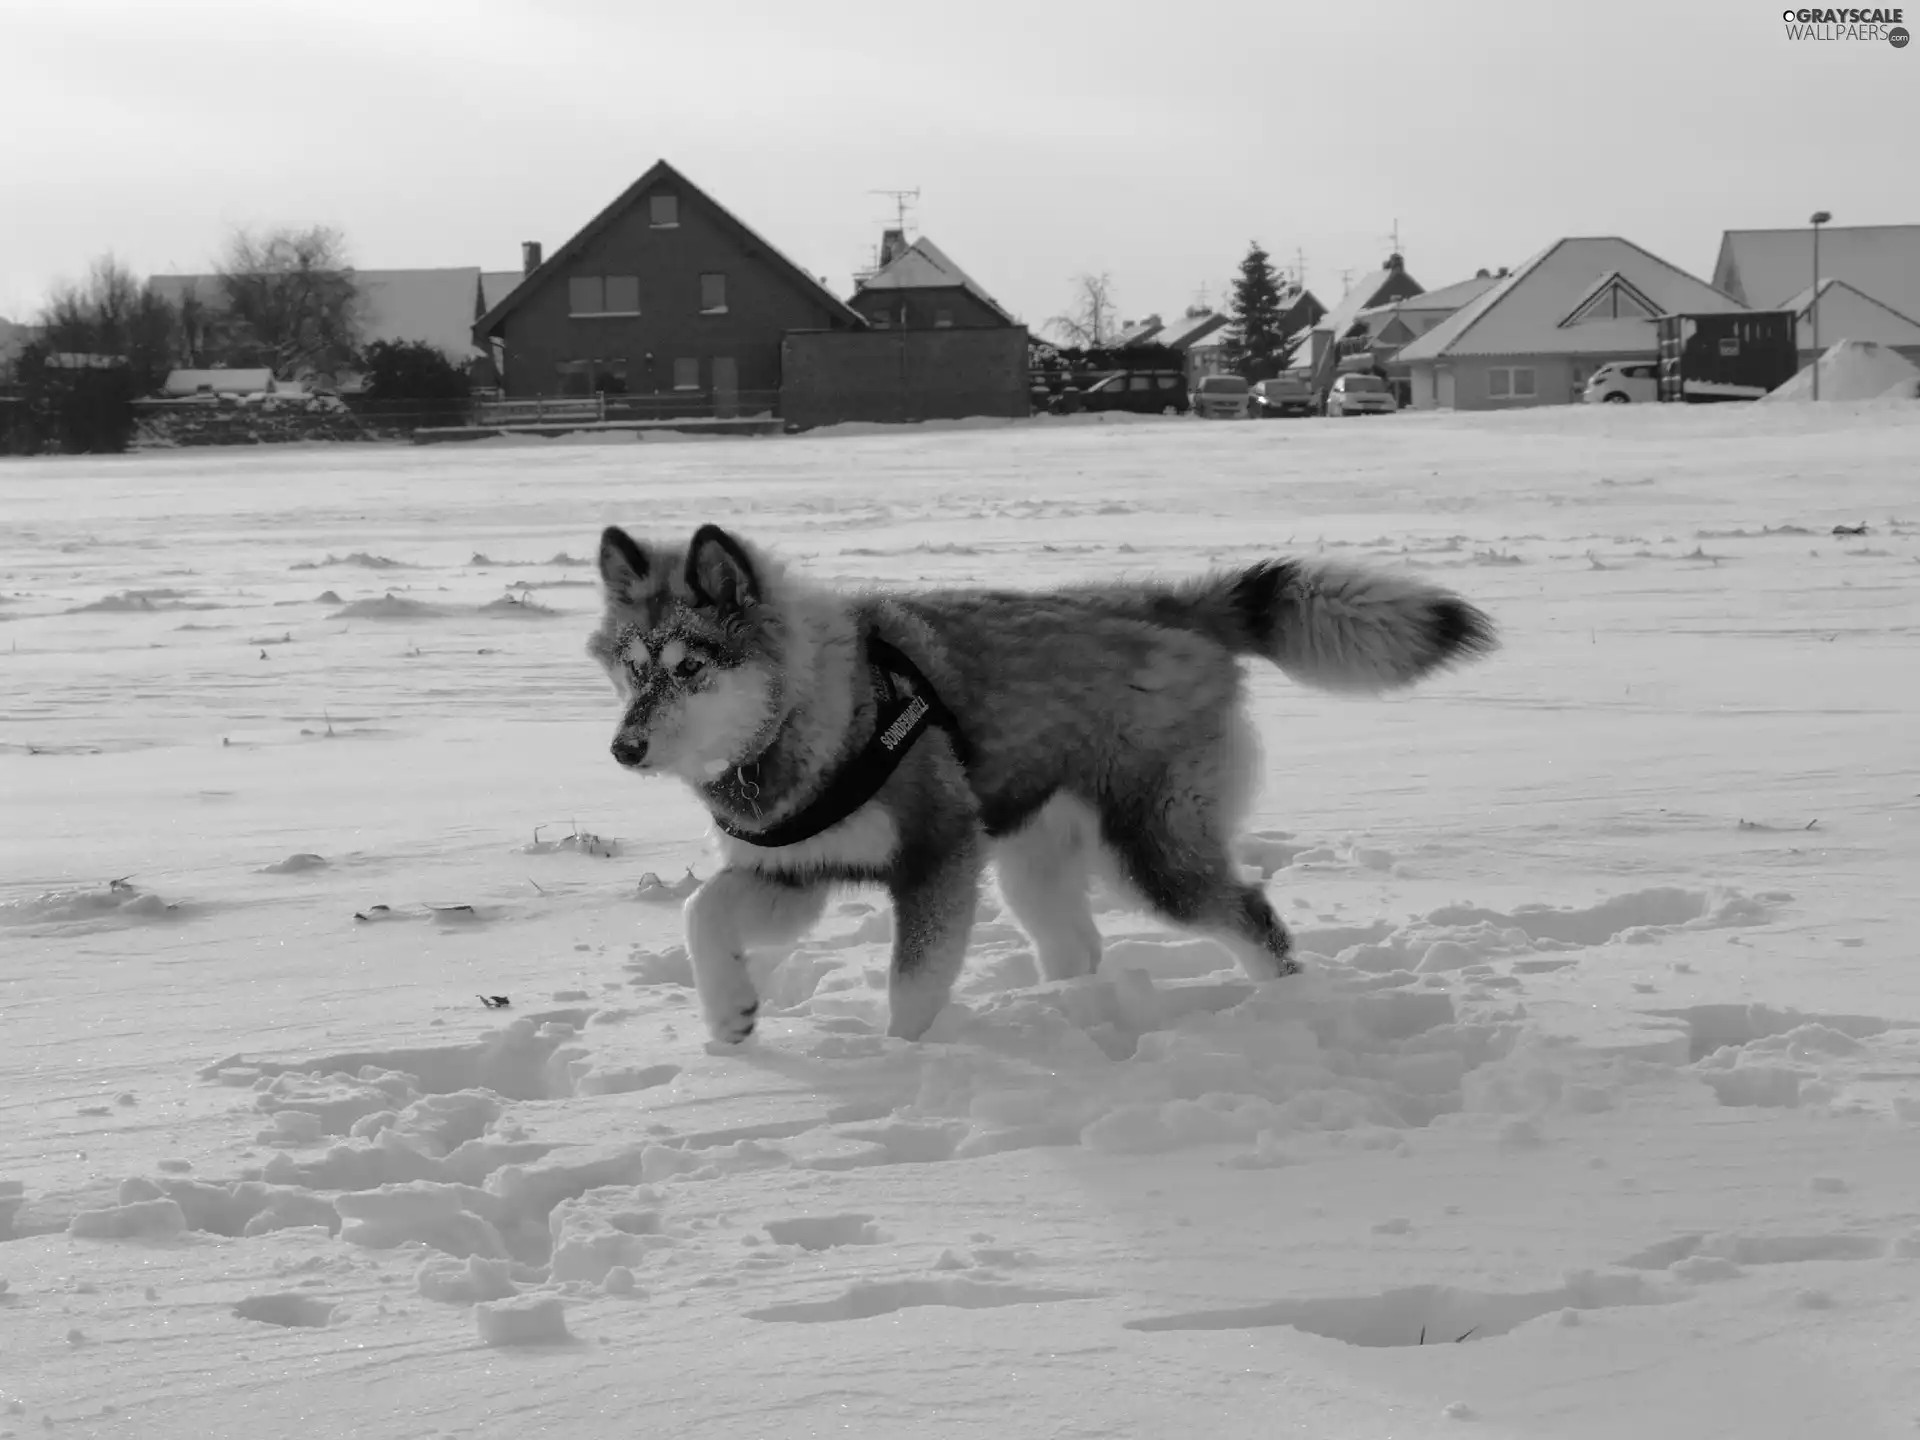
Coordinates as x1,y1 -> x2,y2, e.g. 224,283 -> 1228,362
598,526 -> 650,606
684,525 -> 760,613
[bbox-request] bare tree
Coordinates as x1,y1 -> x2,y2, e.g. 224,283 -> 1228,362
216,225 -> 362,380
37,253 -> 178,391
1046,272 -> 1123,347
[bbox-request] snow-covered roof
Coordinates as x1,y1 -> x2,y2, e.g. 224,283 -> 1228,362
1115,314 -> 1165,346
162,368 -> 275,395
1352,274 -> 1500,341
1778,278 -> 1920,349
1715,225 -> 1920,320
150,268 -> 487,363
851,236 -> 1017,324
1159,310 -> 1229,350
1397,238 -> 1746,363
1312,260 -> 1420,342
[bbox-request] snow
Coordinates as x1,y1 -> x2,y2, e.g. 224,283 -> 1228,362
3,403 -> 1920,1437
1763,338 -> 1920,403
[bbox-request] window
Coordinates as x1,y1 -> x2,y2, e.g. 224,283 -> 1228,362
672,358 -> 700,391
700,273 -> 728,314
593,359 -> 628,395
934,308 -> 954,328
1561,273 -> 1660,327
1488,366 -> 1536,399
569,275 -> 639,317
650,195 -> 679,228
1129,376 -> 1152,391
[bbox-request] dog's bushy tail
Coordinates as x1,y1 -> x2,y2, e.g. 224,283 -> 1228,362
1137,558 -> 1498,693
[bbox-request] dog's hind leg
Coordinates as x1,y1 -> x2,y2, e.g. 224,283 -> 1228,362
994,798 -> 1104,980
1099,723 -> 1298,984
685,868 -> 831,1044
886,842 -> 985,1041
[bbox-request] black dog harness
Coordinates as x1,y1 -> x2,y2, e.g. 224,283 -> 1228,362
712,636 -> 968,849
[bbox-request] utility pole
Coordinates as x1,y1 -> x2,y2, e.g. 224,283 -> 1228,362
1809,209 -> 1831,400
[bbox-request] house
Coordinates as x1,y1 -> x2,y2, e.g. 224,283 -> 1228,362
1114,315 -> 1165,347
160,368 -> 276,397
1713,224 -> 1920,322
1306,256 -> 1423,393
1338,271 -> 1504,403
847,230 -> 1018,330
1776,278 -> 1920,365
1396,236 -> 1747,411
475,159 -> 864,410
1175,284 -> 1326,386
149,268 -> 493,373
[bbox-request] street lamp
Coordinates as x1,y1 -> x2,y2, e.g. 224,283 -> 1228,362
1810,210 -> 1832,400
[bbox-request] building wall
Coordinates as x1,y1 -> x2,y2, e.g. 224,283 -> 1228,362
1410,353 -> 1662,410
849,285 -> 1009,331
496,179 -> 850,400
782,328 -> 1030,428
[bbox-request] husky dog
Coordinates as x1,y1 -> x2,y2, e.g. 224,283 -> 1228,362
589,524 -> 1496,1046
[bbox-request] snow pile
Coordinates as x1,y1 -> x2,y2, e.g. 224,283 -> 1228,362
1762,339 -> 1920,403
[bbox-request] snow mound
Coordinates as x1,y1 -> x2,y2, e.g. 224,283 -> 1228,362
1762,340 -> 1920,403
0,882 -> 178,927
292,552 -> 408,570
327,594 -> 446,620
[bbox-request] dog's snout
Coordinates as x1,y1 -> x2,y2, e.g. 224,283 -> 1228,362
610,736 -> 649,768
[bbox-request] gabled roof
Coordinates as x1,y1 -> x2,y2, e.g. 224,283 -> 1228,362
1397,237 -> 1746,363
1715,224 -> 1920,320
475,159 -> 864,338
1778,277 -> 1920,348
151,268 -> 485,362
1312,259 -> 1421,342
850,236 -> 1017,324
1559,270 -> 1663,327
1353,273 -> 1499,336
1159,310 -> 1230,350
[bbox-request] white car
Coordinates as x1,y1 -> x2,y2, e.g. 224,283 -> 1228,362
1325,373 -> 1397,416
1582,361 -> 1660,404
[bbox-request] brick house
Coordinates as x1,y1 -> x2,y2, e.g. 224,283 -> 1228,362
473,159 -> 864,411
848,230 -> 1019,331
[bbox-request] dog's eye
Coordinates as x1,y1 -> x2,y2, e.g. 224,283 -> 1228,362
674,656 -> 704,679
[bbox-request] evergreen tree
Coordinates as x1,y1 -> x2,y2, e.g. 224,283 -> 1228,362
1224,242 -> 1304,381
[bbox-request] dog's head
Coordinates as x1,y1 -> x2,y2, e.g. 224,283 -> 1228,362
586,524 -> 785,783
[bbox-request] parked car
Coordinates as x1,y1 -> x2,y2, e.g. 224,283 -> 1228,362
1250,375 -> 1314,418
1324,373 -> 1397,417
1191,373 -> 1251,419
1044,368 -> 1189,416
1582,360 -> 1660,404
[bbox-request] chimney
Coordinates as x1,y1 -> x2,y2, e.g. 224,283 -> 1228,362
1386,253 -> 1404,271
1496,266 -> 1510,278
879,228 -> 909,266
1475,268 -> 1490,278
522,241 -> 543,275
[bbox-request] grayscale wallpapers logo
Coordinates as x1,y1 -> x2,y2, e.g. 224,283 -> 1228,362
1782,7 -> 1909,43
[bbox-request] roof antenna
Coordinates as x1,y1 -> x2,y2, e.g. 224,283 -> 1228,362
870,188 -> 921,237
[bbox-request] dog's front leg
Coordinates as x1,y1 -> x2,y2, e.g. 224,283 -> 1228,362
684,867 -> 830,1044
885,847 -> 984,1041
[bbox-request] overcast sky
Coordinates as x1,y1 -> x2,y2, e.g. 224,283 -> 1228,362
2,0 -> 1914,328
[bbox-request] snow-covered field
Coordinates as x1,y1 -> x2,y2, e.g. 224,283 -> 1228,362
3,403 -> 1918,1439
